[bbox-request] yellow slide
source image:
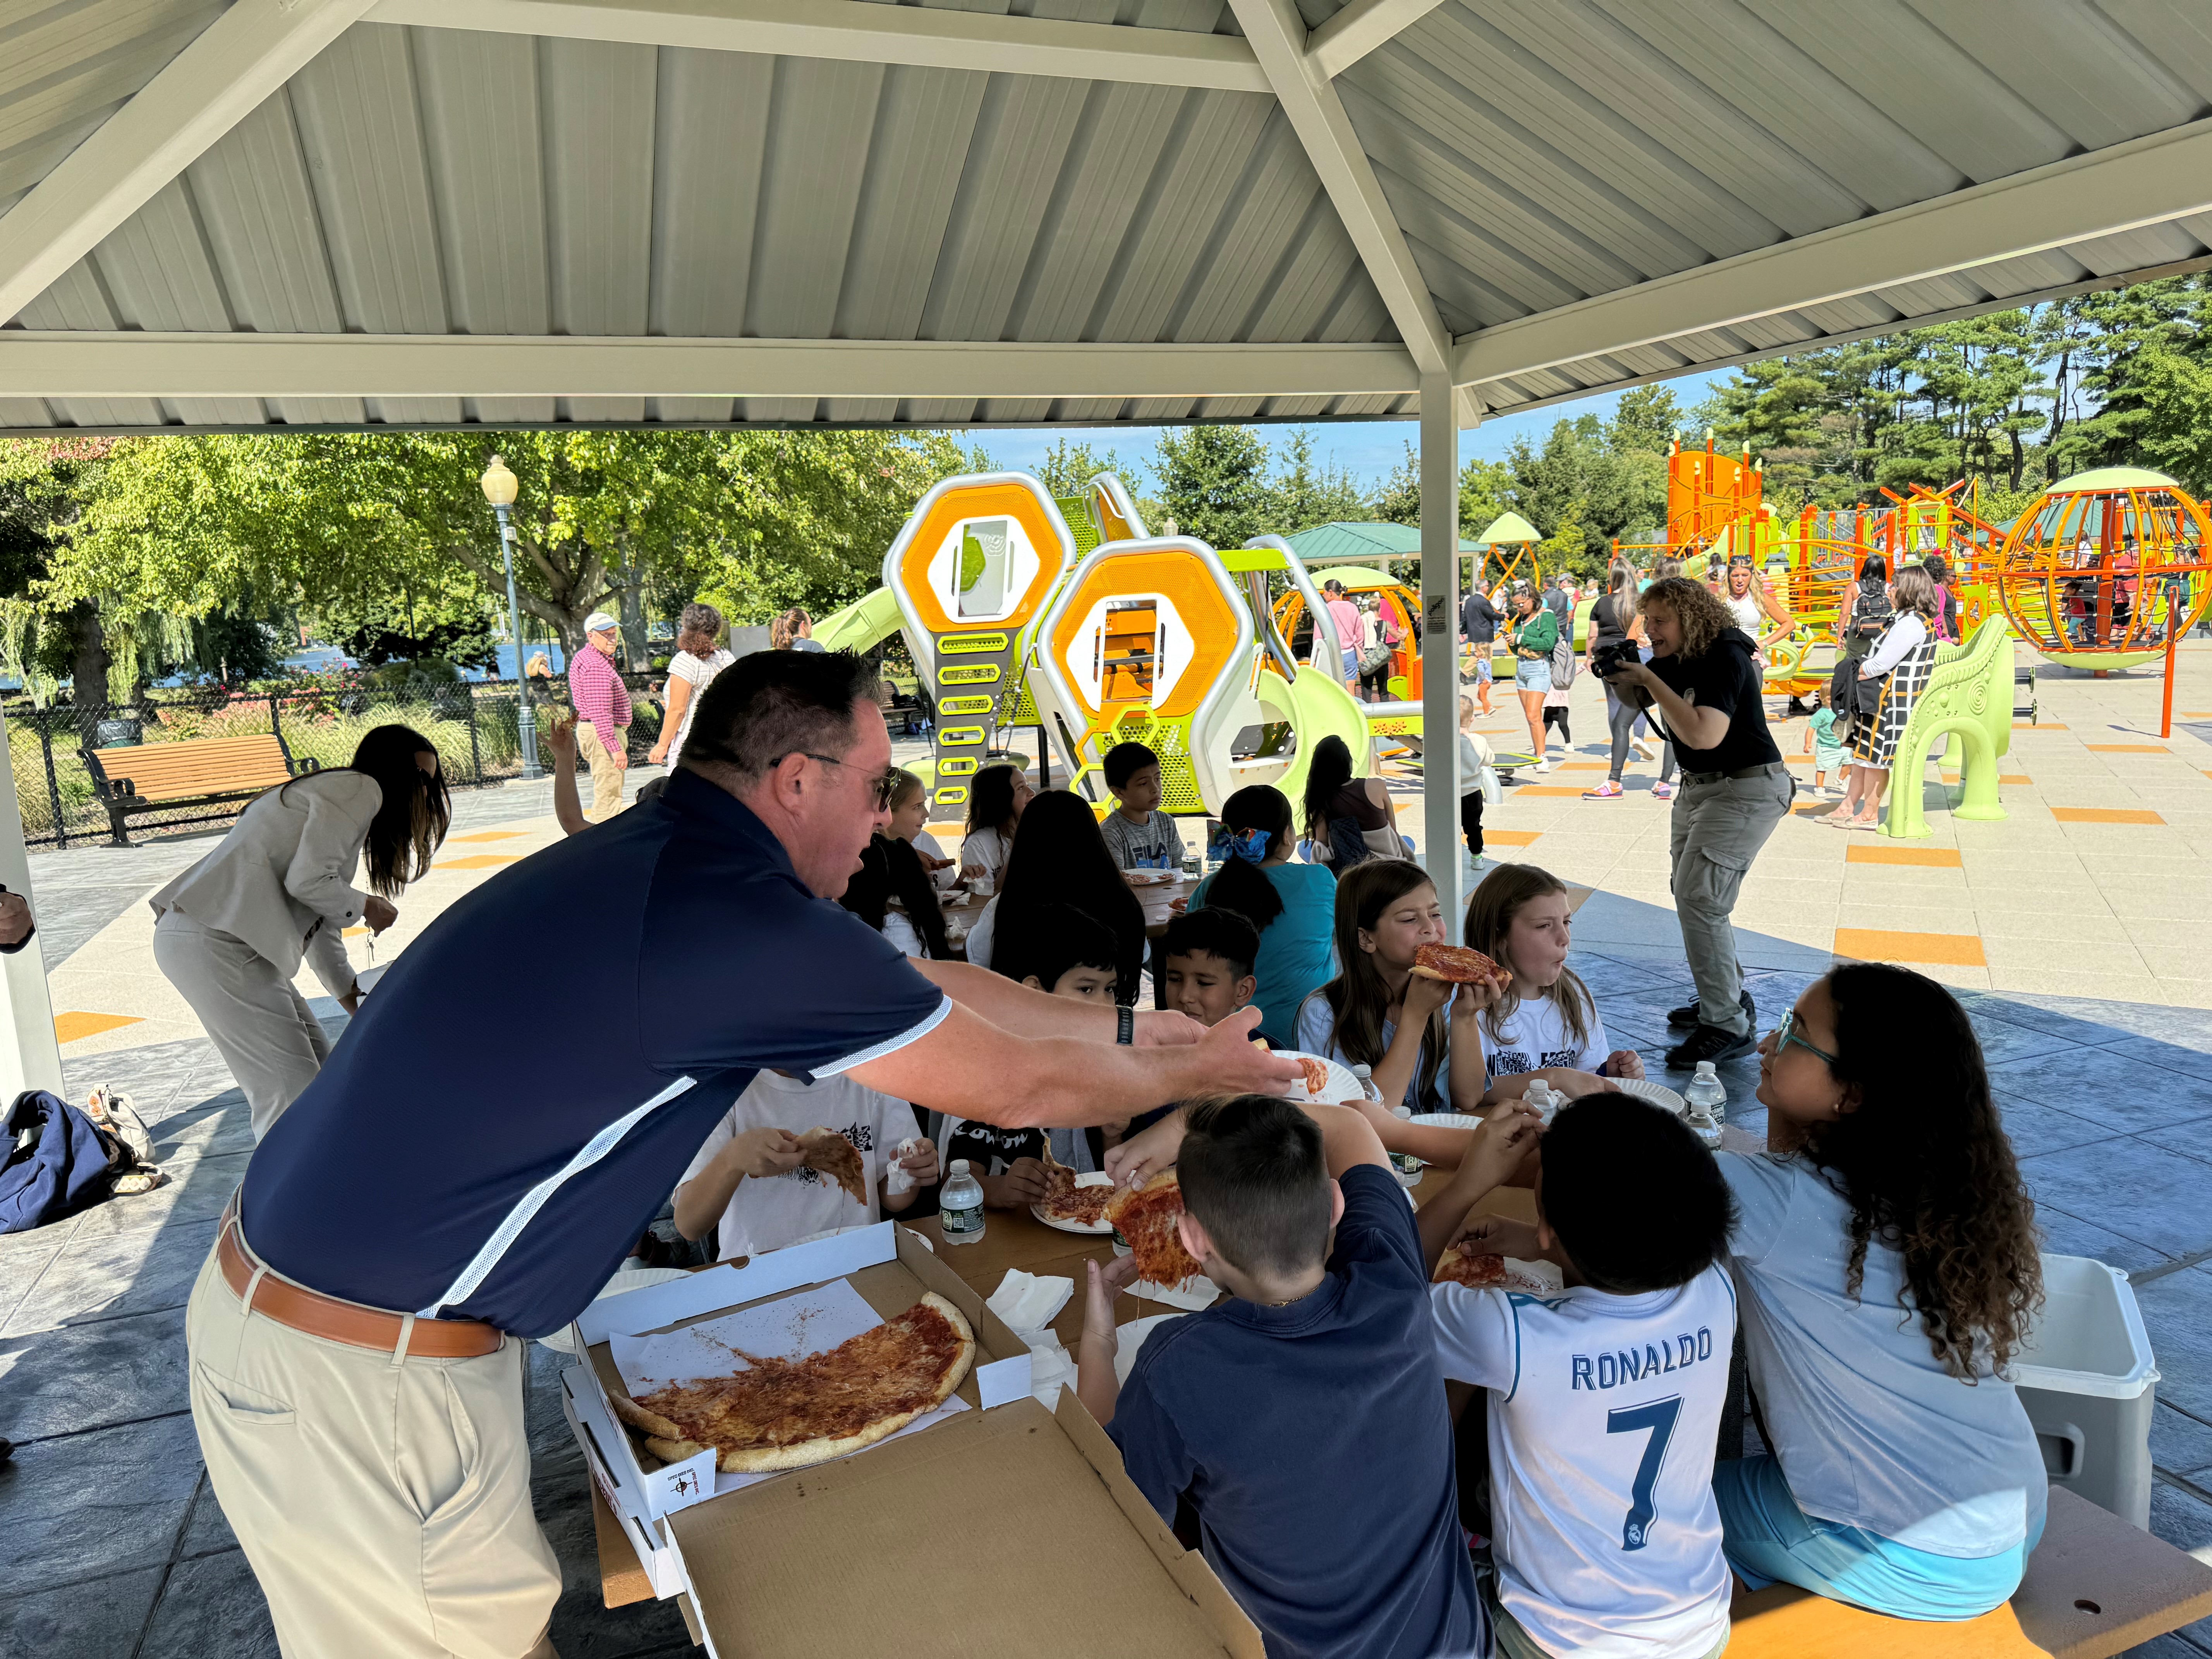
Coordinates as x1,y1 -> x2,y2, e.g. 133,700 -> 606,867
1257,661 -> 1374,804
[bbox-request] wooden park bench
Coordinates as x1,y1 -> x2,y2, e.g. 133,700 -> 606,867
82,733 -> 314,847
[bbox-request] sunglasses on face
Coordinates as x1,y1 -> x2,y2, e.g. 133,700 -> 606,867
1771,1007 -> 1839,1066
788,752 -> 907,811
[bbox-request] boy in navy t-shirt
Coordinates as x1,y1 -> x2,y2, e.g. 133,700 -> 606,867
1078,1093 -> 1541,1659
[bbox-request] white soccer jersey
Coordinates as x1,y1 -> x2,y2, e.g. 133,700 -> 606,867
1431,1266 -> 1738,1658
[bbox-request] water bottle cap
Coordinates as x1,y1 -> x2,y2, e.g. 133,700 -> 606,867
1694,1061 -> 1718,1079
1392,1105 -> 1413,1120
950,1159 -> 970,1174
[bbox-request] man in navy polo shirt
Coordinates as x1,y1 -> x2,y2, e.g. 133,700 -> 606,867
187,649 -> 1299,1659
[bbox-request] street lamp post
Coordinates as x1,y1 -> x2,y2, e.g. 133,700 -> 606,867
480,454 -> 541,781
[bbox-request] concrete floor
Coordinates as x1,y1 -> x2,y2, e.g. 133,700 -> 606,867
3,661 -> 2212,1654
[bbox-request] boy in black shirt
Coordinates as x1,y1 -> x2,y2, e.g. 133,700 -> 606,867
1604,576 -> 1792,1067
1079,1094 -> 1541,1659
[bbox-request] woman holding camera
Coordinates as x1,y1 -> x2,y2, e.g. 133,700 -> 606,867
1506,585 -> 1558,771
1604,577 -> 1791,1068
1582,562 -> 1643,800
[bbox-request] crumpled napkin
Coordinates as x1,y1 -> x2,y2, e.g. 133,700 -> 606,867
986,1268 -> 1073,1332
884,1136 -> 923,1197
1127,1272 -> 1220,1311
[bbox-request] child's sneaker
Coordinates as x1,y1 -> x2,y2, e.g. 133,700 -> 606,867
1650,780 -> 1676,800
1582,780 -> 1622,799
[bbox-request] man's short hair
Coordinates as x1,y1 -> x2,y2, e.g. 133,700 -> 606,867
1541,1096 -> 1735,1294
1178,1096 -> 1330,1278
1103,741 -> 1159,790
680,649 -> 883,782
1162,907 -> 1258,980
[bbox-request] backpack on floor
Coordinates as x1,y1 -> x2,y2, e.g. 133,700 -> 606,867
0,1091 -> 149,1234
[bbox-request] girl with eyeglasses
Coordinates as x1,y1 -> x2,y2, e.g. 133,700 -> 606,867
1713,963 -> 2046,1620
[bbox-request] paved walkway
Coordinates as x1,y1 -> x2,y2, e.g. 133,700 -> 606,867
3,666 -> 2212,1653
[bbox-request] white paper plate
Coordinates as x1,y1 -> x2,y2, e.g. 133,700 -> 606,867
1122,868 -> 1178,886
1273,1049 -> 1366,1104
1615,1077 -> 1688,1116
1030,1173 -> 1117,1235
1408,1111 -> 1484,1132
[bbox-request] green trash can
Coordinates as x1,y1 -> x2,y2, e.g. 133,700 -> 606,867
2011,1254 -> 2159,1528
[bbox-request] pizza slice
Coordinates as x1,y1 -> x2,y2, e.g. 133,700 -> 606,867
1104,1170 -> 1204,1286
1410,943 -> 1513,991
619,1293 -> 975,1474
798,1127 -> 868,1206
1037,1144 -> 1112,1228
1295,1055 -> 1329,1098
1432,1243 -> 1554,1295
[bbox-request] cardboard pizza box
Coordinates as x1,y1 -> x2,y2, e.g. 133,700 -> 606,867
563,1220 -> 1262,1659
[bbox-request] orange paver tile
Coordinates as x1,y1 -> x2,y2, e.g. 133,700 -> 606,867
2015,722 -> 2066,730
437,853 -> 526,871
2050,807 -> 2166,826
1833,929 -> 1987,967
1485,831 -> 1543,847
1516,786 -> 1592,797
448,830 -> 526,843
2086,744 -> 2168,754
55,1011 -> 144,1043
1846,845 -> 1962,867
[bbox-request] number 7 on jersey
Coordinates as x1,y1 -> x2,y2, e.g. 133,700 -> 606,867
1606,1396 -> 1683,1551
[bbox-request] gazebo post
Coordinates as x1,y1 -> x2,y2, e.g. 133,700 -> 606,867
0,701 -> 64,1101
1420,372 -> 1463,922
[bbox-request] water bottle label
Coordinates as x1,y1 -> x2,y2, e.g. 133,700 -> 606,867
1391,1151 -> 1422,1176
942,1204 -> 983,1235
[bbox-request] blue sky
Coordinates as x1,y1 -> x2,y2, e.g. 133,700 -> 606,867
966,368 -> 1730,491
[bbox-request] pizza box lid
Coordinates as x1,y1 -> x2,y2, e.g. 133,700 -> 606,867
566,1221 -> 1034,1523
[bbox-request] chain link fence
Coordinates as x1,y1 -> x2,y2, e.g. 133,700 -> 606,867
8,674 -> 667,848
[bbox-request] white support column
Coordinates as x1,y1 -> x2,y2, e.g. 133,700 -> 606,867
0,704 -> 64,1101
1419,370 -> 1462,925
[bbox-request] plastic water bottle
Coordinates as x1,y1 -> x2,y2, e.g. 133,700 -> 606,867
1350,1062 -> 1381,1104
1389,1105 -> 1422,1186
939,1159 -> 986,1245
1684,1062 -> 1726,1149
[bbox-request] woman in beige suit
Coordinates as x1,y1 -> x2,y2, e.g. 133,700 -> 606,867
150,725 -> 451,1137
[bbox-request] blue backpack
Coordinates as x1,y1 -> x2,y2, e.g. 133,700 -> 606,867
0,1091 -> 123,1235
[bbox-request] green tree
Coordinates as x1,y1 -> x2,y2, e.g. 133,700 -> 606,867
1264,428 -> 1369,536
1151,426 -> 1273,548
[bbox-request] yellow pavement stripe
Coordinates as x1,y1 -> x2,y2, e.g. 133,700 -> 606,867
2050,807 -> 2166,825
2015,721 -> 2066,730
2086,744 -> 2169,754
55,1011 -> 144,1043
437,854 -> 526,871
1833,929 -> 1987,967
1486,831 -> 1543,847
448,830 -> 526,843
1846,845 -> 1962,867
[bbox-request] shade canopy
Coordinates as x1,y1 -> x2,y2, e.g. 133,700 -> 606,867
1475,511 -> 1541,546
6,1 -> 2212,434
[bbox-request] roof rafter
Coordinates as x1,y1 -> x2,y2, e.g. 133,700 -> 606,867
0,333 -> 1419,402
1454,115 -> 2212,393
362,0 -> 1271,91
1307,0 -> 1448,79
0,0 -> 378,330
1226,0 -> 1451,378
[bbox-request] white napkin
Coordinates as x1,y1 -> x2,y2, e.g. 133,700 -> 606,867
1113,1313 -> 1187,1385
1127,1273 -> 1219,1311
986,1269 -> 1074,1333
884,1136 -> 922,1197
1021,1334 -> 1077,1410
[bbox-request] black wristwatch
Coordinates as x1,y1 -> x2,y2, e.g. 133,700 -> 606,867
1117,1006 -> 1135,1045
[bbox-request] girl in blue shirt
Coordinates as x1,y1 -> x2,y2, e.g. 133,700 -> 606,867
1188,785 -> 1335,1046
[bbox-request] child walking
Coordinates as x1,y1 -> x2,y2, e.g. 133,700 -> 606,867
1804,685 -> 1846,796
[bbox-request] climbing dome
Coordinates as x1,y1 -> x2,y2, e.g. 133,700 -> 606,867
1993,467 -> 2212,670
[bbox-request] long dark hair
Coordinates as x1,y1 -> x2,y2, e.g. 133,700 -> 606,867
1206,784 -> 1291,929
1808,964 -> 2042,1379
989,790 -> 1146,1002
840,832 -> 951,958
1300,735 -> 1355,847
1462,863 -> 1592,1050
967,763 -> 1022,838
1314,859 -> 1446,1106
314,724 -> 450,898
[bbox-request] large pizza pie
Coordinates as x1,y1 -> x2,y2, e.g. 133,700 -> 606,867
610,1293 -> 975,1473
1037,1144 -> 1112,1230
1410,943 -> 1513,990
798,1127 -> 868,1206
1104,1170 -> 1205,1286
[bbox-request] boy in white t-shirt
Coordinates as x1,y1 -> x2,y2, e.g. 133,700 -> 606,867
673,1070 -> 938,1261
1420,1094 -> 1740,1659
1464,862 -> 1645,1099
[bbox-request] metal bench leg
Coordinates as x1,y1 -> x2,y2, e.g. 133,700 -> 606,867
104,800 -> 133,848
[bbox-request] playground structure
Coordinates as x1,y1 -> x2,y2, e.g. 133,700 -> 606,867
1990,466 -> 2212,673
1879,616 -> 2020,840
816,471 -> 1374,820
1266,564 -> 1428,744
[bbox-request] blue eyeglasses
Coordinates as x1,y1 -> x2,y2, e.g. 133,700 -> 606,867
1772,1008 -> 1838,1066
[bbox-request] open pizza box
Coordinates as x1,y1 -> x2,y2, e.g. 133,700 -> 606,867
563,1220 -> 1263,1659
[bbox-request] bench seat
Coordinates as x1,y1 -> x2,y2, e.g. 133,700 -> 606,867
83,732 -> 309,846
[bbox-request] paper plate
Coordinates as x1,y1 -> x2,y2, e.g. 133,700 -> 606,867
1273,1049 -> 1366,1104
1030,1173 -> 1116,1235
1408,1111 -> 1484,1132
1122,868 -> 1179,886
1615,1077 -> 1688,1116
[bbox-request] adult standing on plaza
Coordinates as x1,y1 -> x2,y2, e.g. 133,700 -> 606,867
149,725 -> 450,1137
1604,577 -> 1792,1067
186,650 -> 1298,1659
1321,579 -> 1362,681
647,601 -> 734,768
569,610 -> 631,817
1460,583 -> 1500,715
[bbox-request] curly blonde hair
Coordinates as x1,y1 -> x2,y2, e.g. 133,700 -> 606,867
1639,576 -> 1736,659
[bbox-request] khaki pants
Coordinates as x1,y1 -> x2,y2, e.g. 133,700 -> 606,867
185,1240 -> 562,1659
153,911 -> 330,1139
1668,766 -> 1794,1037
577,723 -> 627,817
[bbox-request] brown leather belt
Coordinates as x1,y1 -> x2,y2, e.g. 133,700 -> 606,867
217,1198 -> 504,1360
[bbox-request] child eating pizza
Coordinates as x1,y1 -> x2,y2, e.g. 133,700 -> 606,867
1080,1092 -> 1542,1659
1461,863 -> 1645,1099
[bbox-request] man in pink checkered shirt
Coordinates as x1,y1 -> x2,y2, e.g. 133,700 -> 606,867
568,610 -> 632,817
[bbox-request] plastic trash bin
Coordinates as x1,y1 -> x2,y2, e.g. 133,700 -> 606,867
2011,1253 -> 2159,1527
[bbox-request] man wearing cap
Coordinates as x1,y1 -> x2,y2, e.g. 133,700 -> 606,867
569,610 -> 631,817
187,649 -> 1300,1659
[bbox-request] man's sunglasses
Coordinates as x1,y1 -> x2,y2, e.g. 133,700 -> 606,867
1772,1008 -> 1838,1066
787,752 -> 907,811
